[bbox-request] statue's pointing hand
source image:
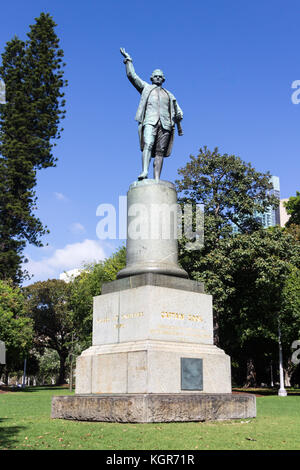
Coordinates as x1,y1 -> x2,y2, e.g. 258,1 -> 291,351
120,48 -> 132,63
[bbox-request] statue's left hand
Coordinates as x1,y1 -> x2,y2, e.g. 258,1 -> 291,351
175,113 -> 183,122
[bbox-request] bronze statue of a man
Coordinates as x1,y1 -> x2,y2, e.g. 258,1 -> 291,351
120,48 -> 183,181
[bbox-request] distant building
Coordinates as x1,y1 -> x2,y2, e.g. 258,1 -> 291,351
254,176 -> 280,228
232,175 -> 281,232
279,199 -> 291,227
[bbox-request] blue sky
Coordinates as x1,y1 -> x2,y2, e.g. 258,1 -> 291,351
1,0 -> 299,284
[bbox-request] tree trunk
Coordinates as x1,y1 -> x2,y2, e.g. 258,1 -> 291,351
244,358 -> 257,387
284,370 -> 291,387
270,361 -> 274,387
284,358 -> 294,387
0,364 -> 4,379
4,367 -> 9,386
57,350 -> 68,385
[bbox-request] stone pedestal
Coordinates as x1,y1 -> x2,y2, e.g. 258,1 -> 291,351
117,179 -> 188,279
74,273 -> 231,395
51,180 -> 256,422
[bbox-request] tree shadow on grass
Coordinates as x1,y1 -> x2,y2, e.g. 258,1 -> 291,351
0,385 -> 70,393
233,387 -> 300,396
0,418 -> 26,450
23,386 -> 69,393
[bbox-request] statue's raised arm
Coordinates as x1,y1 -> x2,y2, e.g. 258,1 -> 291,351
120,48 -> 132,63
120,47 -> 146,93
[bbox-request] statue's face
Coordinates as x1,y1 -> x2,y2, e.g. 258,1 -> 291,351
151,70 -> 165,86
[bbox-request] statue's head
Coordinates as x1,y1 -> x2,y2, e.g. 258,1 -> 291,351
150,69 -> 165,86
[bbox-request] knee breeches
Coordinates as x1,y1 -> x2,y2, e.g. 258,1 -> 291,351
143,122 -> 171,157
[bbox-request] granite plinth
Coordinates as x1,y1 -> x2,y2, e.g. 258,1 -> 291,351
102,272 -> 204,295
51,393 -> 256,423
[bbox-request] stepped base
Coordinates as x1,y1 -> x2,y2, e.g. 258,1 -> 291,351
51,393 -> 256,423
75,341 -> 231,395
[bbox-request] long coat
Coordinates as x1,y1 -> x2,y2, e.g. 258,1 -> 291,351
125,61 -> 183,157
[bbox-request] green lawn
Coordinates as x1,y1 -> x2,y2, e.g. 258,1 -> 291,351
0,387 -> 300,450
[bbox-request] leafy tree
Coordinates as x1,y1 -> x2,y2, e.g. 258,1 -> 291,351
24,279 -> 73,385
176,147 -> 279,344
34,348 -> 60,385
0,280 -> 34,382
176,148 -> 300,385
70,246 -> 126,348
280,266 -> 300,353
176,146 -> 278,252
285,223 -> 300,242
284,191 -> 300,227
186,227 -> 300,385
0,13 -> 67,283
279,266 -> 300,386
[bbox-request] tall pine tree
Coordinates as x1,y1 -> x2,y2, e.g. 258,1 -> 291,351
0,13 -> 67,283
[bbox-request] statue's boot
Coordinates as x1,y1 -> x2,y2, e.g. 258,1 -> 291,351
154,155 -> 163,181
138,147 -> 152,180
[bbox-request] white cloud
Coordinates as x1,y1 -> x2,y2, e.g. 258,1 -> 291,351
54,192 -> 69,202
70,222 -> 86,233
60,268 -> 83,283
24,239 -> 107,283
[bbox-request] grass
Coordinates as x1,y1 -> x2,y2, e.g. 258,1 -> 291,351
1,386 -> 300,450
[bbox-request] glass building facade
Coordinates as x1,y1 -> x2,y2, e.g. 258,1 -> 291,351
254,176 -> 280,228
232,175 -> 280,232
